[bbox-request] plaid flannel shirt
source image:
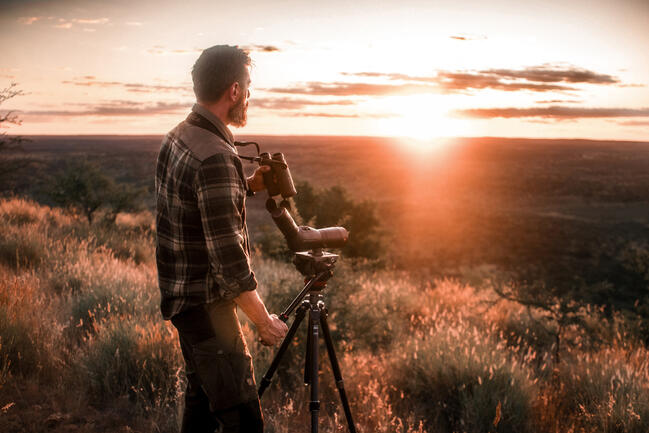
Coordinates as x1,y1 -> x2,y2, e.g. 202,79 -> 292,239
155,104 -> 257,320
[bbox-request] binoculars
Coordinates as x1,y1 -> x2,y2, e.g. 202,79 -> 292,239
260,152 -> 297,199
241,147 -> 349,253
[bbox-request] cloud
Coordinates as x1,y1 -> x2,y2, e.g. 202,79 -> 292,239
50,17 -> 110,30
435,71 -> 575,92
25,100 -> 188,118
251,97 -> 356,110
74,18 -> 109,25
289,112 -> 395,119
341,65 -> 619,95
19,15 -> 111,29
264,82 -> 439,96
61,77 -> 191,94
449,33 -> 487,41
242,45 -> 281,53
535,99 -> 582,104
292,112 -> 362,118
453,106 -> 649,119
261,64 -> 623,100
482,66 -> 618,84
18,17 -> 41,25
617,120 -> 649,127
125,21 -> 143,26
147,45 -> 203,55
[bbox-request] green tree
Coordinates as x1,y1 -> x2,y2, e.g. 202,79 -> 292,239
47,160 -> 144,224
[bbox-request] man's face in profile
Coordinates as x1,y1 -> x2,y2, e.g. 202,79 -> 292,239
228,67 -> 251,127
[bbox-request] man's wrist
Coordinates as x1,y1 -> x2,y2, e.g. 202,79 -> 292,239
254,313 -> 273,329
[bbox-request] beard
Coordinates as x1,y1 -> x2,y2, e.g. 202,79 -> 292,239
228,91 -> 248,127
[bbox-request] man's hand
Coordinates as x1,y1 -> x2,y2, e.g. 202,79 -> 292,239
256,314 -> 288,346
234,289 -> 288,346
247,165 -> 271,193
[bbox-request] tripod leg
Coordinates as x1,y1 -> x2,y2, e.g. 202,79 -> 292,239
258,304 -> 308,397
304,311 -> 313,385
320,312 -> 357,433
308,303 -> 321,433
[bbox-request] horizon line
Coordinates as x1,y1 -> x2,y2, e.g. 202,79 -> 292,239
12,133 -> 649,145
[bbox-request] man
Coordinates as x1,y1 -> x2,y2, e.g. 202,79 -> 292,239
155,45 -> 288,433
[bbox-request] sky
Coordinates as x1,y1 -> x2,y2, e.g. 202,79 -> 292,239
1,0 -> 648,141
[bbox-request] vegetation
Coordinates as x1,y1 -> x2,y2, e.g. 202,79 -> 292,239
2,134 -> 649,431
46,159 -> 145,224
1,198 -> 648,432
257,180 -> 383,261
293,181 -> 383,259
0,83 -> 30,193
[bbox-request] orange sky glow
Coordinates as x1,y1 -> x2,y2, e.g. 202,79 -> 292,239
1,0 -> 648,141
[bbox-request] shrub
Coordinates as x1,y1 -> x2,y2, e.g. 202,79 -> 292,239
0,343 -> 9,390
293,181 -> 383,259
0,306 -> 42,376
0,231 -> 44,269
255,223 -> 293,261
46,159 -> 144,224
389,323 -> 536,433
556,346 -> 649,433
78,319 -> 182,414
91,224 -> 155,265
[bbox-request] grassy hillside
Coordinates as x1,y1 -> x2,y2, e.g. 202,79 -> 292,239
1,198 -> 648,432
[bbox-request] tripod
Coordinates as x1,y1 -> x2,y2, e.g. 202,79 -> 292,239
257,249 -> 357,433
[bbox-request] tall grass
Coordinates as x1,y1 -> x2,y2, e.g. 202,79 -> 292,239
1,197 -> 648,432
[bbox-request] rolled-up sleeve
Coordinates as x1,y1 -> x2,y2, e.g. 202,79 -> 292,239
195,153 -> 257,299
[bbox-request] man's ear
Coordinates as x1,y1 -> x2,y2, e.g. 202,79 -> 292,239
228,81 -> 241,102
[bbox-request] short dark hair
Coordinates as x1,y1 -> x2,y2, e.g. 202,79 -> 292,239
192,45 -> 251,103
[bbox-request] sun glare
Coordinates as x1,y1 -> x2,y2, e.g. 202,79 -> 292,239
374,95 -> 469,149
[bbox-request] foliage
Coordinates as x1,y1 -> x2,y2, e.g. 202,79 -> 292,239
2,197 -> 649,433
46,159 -> 145,224
0,83 -> 30,193
293,180 -> 383,259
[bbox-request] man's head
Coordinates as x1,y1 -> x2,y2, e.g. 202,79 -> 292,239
192,45 -> 251,127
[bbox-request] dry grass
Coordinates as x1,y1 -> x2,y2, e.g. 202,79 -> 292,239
1,197 -> 648,432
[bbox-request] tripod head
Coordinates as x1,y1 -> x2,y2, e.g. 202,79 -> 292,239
276,249 -> 337,322
294,249 -> 338,279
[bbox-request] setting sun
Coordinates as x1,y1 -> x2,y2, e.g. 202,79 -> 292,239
387,95 -> 471,141
1,0 -> 647,140
2,1 -> 649,431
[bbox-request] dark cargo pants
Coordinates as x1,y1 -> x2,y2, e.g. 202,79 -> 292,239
171,300 -> 263,433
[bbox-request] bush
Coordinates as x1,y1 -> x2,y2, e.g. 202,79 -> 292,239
0,226 -> 46,270
256,224 -> 293,261
293,181 -> 383,259
0,306 -> 43,376
555,347 -> 649,433
78,319 -> 182,414
389,325 -> 536,433
46,159 -> 144,224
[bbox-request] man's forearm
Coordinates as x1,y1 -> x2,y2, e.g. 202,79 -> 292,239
234,289 -> 272,327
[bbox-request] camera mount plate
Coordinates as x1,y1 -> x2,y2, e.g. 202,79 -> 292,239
294,250 -> 338,278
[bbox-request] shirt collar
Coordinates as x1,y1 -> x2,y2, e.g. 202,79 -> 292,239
191,103 -> 235,147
